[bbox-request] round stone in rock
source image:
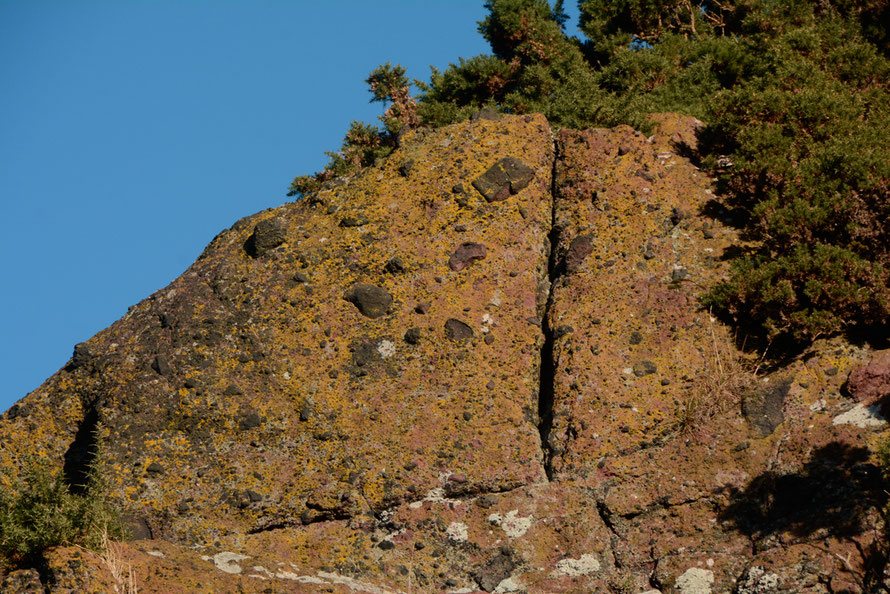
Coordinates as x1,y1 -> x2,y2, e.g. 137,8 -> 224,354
404,328 -> 421,345
633,360 -> 658,377
449,242 -> 487,271
339,214 -> 369,228
385,257 -> 406,274
245,218 -> 287,258
445,318 -> 474,341
344,284 -> 393,319
564,235 -> 594,274
472,157 -> 535,202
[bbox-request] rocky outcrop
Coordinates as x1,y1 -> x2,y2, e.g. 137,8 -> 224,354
1,113 -> 887,593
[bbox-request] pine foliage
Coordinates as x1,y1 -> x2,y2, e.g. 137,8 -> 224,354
0,455 -> 125,568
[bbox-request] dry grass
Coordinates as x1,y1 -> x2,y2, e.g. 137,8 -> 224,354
95,525 -> 137,594
673,319 -> 757,438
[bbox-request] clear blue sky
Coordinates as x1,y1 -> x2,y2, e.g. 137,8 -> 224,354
0,1 -> 582,412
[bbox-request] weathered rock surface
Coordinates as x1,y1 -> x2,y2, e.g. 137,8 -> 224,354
472,157 -> 536,202
1,113 -> 887,593
847,348 -> 890,405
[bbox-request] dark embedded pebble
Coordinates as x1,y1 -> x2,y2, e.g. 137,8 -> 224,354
385,257 -> 406,273
293,272 -> 309,283
554,325 -> 574,339
445,318 -> 474,341
449,242 -> 487,272
564,235 -> 594,273
629,331 -> 643,345
152,354 -> 172,376
671,268 -> 689,281
463,411 -> 473,421
636,168 -> 656,183
378,540 -> 395,551
484,334 -> 495,345
239,412 -> 263,431
245,218 -> 287,258
146,462 -> 165,475
404,328 -> 422,345
415,303 -> 430,315
339,214 -> 369,228
670,207 -> 689,226
472,157 -> 535,202
633,360 -> 658,377
344,284 -> 392,319
224,385 -> 244,396
398,160 -> 415,177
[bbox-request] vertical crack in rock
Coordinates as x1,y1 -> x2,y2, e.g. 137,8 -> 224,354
537,137 -> 561,481
62,401 -> 101,494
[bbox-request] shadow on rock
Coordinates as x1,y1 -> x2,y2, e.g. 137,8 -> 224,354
719,442 -> 889,590
719,443 -> 884,541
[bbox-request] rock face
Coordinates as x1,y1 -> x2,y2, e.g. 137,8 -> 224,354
0,113 -> 886,593
847,349 -> 890,405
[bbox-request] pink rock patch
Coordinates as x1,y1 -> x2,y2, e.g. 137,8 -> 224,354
846,349 -> 890,404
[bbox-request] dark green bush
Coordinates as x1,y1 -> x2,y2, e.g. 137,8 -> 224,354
699,12 -> 890,340
287,63 -> 419,198
0,456 -> 124,567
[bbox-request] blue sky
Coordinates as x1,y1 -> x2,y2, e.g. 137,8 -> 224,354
0,1 -> 581,412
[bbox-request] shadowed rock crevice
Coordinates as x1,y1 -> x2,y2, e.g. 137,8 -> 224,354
62,403 -> 100,494
536,139 -> 562,481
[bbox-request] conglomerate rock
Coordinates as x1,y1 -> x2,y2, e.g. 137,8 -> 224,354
1,113 -> 887,593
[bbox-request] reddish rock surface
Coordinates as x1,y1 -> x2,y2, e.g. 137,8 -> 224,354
847,349 -> 890,404
1,113 -> 887,593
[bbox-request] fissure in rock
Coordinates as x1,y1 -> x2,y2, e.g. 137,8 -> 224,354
536,139 -> 562,481
62,402 -> 100,494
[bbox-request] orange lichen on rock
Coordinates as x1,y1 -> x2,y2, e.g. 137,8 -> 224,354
0,113 -> 886,593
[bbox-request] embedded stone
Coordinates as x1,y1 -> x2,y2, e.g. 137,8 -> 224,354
633,360 -> 657,377
564,234 -> 594,273
742,379 -> 790,437
344,284 -> 393,318
244,218 -> 287,257
445,318 -> 474,341
151,354 -> 172,376
339,214 -> 369,228
846,349 -> 890,404
472,157 -> 535,202
449,242 -> 487,271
